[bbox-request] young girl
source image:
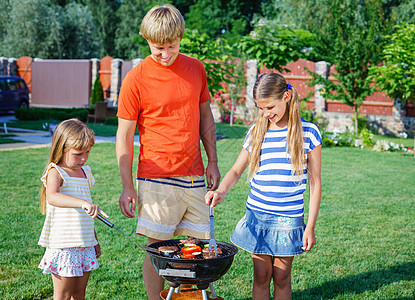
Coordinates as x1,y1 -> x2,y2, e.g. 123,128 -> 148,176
38,118 -> 108,300
205,72 -> 322,300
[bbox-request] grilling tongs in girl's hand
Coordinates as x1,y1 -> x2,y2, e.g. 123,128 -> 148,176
208,206 -> 218,256
96,214 -> 160,255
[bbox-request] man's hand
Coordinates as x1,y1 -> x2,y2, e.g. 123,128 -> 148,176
119,188 -> 137,218
205,161 -> 220,190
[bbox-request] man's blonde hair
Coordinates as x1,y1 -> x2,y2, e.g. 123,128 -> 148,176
140,4 -> 185,44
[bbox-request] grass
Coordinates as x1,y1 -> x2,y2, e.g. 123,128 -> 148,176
0,124 -> 414,299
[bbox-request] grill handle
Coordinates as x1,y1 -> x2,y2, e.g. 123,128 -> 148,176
97,214 -> 114,228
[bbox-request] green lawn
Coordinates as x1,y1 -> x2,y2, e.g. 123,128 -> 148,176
0,127 -> 414,299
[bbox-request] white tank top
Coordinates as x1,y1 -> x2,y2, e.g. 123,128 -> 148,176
38,163 -> 97,248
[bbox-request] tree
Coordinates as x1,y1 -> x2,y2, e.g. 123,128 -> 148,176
2,0 -> 101,59
0,1 -> 10,49
80,0 -> 121,57
90,74 -> 104,104
369,23 -> 415,152
180,29 -> 233,96
185,0 -> 222,37
2,0 -> 64,58
238,20 -> 302,72
394,0 -> 415,24
61,3 -> 102,58
304,0 -> 389,132
184,0 -> 263,54
260,0 -> 300,27
115,0 -> 166,59
370,23 -> 415,104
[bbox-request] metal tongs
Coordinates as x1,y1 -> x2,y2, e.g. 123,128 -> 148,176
96,214 -> 160,255
208,206 -> 218,256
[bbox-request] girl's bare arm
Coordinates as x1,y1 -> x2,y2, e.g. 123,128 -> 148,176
303,144 -> 322,251
45,168 -> 108,218
205,148 -> 249,207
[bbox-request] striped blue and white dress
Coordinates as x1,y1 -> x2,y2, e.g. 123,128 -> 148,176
230,119 -> 321,256
244,119 -> 322,218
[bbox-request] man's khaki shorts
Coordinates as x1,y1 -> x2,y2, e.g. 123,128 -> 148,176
136,175 -> 210,240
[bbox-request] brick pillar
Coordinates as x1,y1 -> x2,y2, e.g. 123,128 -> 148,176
90,58 -> 100,90
132,58 -> 143,68
110,58 -> 123,105
246,59 -> 258,121
315,61 -> 330,114
8,58 -> 18,76
0,57 -> 8,75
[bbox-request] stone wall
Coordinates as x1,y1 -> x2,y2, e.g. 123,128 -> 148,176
321,102 -> 415,137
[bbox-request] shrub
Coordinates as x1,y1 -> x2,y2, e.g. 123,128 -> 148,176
360,128 -> 375,148
322,137 -> 336,147
14,108 -> 88,122
300,108 -> 329,134
213,91 -> 236,124
90,74 -> 104,105
300,109 -> 314,122
352,114 -> 369,133
104,117 -> 118,125
322,127 -> 356,147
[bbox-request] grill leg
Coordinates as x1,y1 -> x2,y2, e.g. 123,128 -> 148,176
209,282 -> 217,299
201,289 -> 208,300
165,287 -> 175,300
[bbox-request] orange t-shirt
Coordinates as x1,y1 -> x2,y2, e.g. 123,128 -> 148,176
117,54 -> 211,178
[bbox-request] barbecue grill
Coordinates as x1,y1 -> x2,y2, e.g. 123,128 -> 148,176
148,239 -> 238,300
96,215 -> 238,299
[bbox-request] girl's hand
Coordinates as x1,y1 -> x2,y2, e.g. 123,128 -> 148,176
82,202 -> 109,219
94,243 -> 101,258
302,226 -> 316,251
205,190 -> 226,207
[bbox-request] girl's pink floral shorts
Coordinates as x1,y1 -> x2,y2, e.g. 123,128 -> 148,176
39,246 -> 99,277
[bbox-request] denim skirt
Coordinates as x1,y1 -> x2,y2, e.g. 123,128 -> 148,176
230,209 -> 305,256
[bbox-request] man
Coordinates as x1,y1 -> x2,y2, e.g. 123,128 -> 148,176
115,4 -> 220,299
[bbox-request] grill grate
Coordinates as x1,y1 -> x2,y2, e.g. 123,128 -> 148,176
149,239 -> 236,260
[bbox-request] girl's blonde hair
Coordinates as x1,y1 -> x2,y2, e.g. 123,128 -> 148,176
40,119 -> 95,214
248,72 -> 304,180
139,4 -> 185,44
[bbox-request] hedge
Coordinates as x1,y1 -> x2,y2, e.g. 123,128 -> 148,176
14,108 -> 88,122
